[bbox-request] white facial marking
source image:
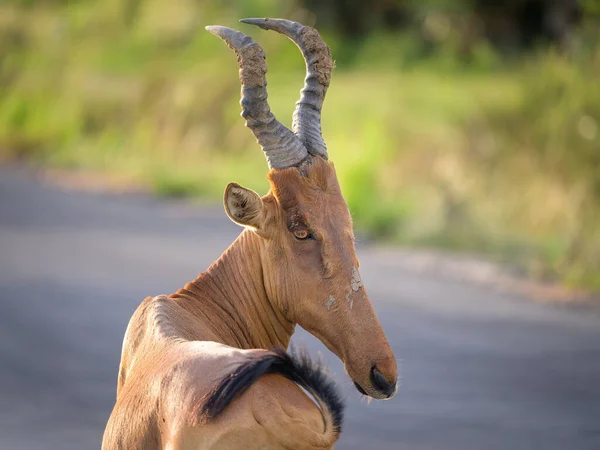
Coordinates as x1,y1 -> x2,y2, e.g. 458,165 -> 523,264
324,295 -> 335,310
345,267 -> 364,309
345,292 -> 353,309
351,267 -> 363,292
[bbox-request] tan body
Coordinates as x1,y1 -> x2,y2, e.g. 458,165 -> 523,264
103,299 -> 330,450
103,19 -> 397,450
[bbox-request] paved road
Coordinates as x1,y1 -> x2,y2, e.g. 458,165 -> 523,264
1,165 -> 599,450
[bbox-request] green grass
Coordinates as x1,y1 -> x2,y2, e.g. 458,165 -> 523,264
1,1 -> 599,292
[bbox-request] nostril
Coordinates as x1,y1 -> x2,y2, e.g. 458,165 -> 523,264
369,365 -> 396,397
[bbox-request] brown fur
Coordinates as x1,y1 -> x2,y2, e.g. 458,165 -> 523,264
102,158 -> 397,450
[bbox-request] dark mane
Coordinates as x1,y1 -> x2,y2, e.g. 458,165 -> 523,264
197,347 -> 344,434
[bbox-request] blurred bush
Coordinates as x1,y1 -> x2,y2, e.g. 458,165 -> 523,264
0,0 -> 598,290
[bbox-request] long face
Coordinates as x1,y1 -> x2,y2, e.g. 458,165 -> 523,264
210,19 -> 397,399
224,157 -> 397,399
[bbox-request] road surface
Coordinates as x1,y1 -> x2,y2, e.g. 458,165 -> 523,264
1,165 -> 599,450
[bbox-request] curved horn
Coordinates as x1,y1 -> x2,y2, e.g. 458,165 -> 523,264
205,26 -> 308,169
240,18 -> 332,160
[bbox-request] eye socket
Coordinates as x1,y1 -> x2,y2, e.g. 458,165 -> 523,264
293,229 -> 311,240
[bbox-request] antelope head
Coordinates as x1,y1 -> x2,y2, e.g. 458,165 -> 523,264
207,19 -> 397,400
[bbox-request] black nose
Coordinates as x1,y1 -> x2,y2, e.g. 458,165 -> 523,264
370,365 -> 396,397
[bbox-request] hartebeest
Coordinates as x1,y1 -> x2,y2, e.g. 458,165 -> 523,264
102,18 -> 397,450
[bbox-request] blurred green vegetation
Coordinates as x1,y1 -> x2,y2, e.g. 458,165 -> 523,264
1,0 -> 599,291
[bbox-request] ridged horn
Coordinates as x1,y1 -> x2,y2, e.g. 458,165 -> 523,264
240,18 -> 332,160
205,25 -> 309,169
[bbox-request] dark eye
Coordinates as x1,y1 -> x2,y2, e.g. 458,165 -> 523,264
293,229 -> 311,240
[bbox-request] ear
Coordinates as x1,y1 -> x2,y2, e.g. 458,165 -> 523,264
224,183 -> 265,230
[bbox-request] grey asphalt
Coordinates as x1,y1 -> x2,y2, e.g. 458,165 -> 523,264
1,165 -> 599,450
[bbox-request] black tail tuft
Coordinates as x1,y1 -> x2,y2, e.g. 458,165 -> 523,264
197,347 -> 344,434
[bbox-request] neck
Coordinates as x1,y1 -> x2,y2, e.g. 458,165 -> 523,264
170,229 -> 294,350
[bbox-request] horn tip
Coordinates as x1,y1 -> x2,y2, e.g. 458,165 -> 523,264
240,18 -> 268,29
240,17 -> 303,34
205,25 -> 252,48
205,25 -> 225,36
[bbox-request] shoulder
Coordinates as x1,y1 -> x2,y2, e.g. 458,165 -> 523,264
117,295 -> 171,391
